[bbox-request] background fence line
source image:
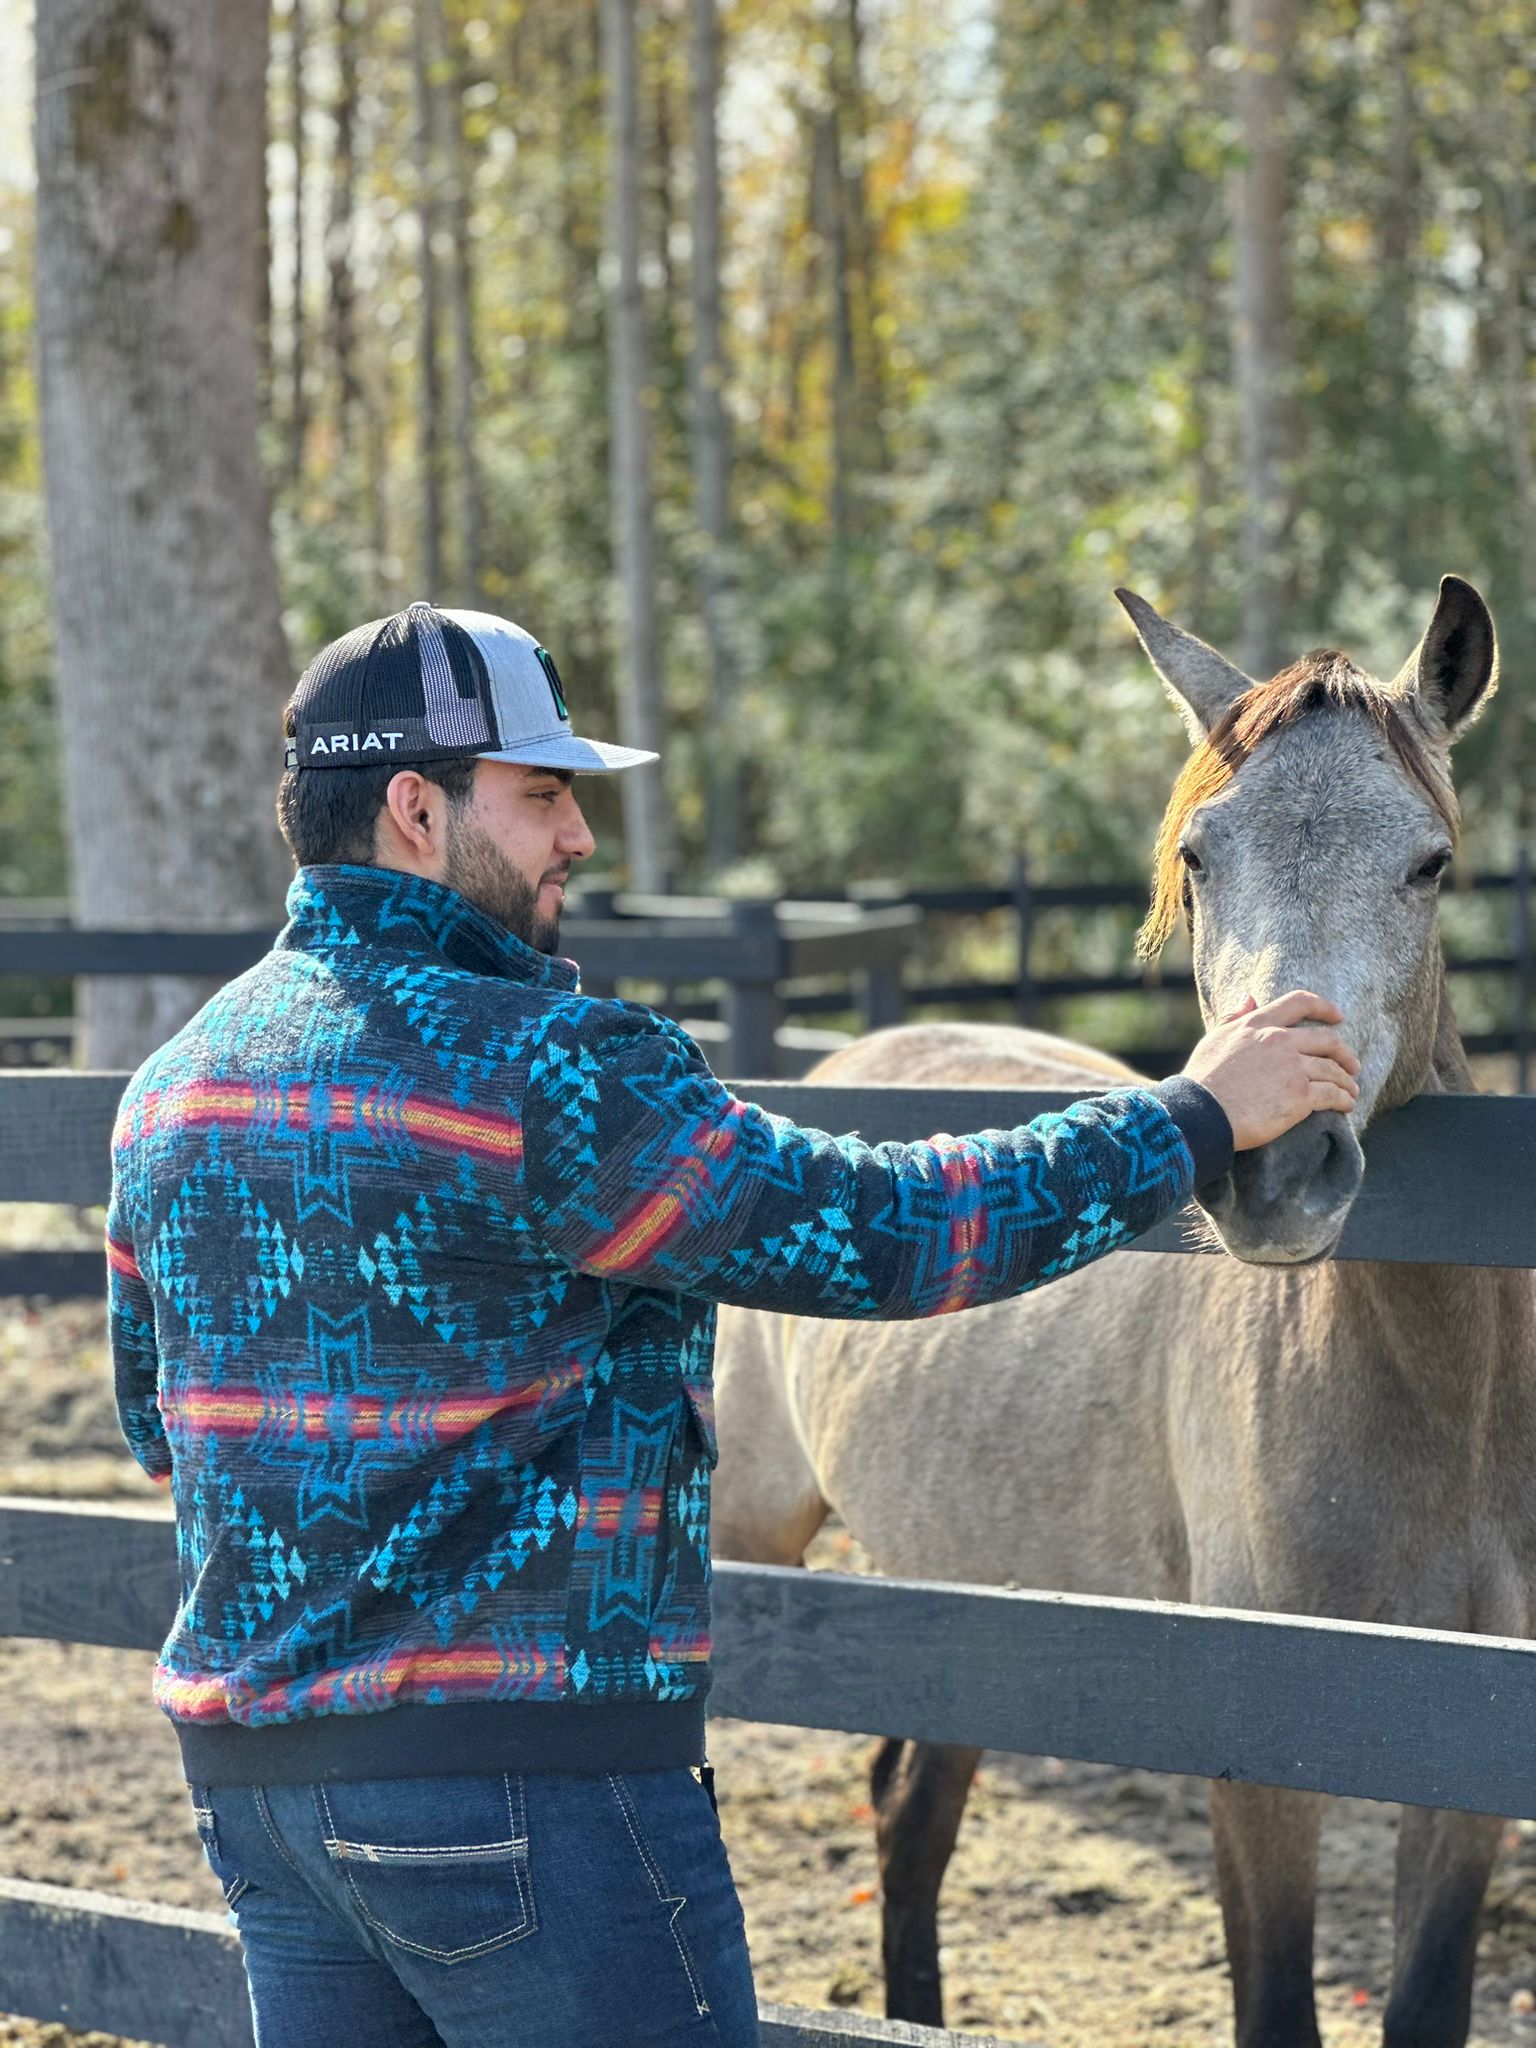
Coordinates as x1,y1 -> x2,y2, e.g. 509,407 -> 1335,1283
3,851 -> 1531,1082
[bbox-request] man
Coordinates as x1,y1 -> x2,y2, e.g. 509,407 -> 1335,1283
107,600 -> 1358,2048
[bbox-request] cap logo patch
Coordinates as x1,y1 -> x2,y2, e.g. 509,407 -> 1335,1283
535,647 -> 570,723
311,731 -> 405,755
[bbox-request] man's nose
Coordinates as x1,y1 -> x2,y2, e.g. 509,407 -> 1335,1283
560,800 -> 596,861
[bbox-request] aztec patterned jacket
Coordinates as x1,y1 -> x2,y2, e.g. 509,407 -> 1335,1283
106,864 -> 1229,1783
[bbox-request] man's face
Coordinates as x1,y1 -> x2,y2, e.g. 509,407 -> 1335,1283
442,761 -> 596,953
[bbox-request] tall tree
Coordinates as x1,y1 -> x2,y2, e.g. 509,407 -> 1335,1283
442,0 -> 485,601
412,0 -> 444,595
688,0 -> 739,871
327,0 -> 361,468
35,0 -> 291,1066
1490,49 -> 1534,838
601,0 -> 672,890
1231,0 -> 1300,676
288,0 -> 309,488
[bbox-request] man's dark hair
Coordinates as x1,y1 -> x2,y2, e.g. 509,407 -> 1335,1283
277,700 -> 477,865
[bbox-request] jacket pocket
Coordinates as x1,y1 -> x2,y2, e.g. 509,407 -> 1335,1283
317,1773 -> 535,1964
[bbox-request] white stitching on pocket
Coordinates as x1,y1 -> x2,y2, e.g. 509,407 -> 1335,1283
607,1774 -> 710,2017
254,1787 -> 307,1880
317,1776 -> 537,1964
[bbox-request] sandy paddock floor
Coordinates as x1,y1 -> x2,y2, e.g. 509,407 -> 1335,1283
6,1275 -> 1536,2047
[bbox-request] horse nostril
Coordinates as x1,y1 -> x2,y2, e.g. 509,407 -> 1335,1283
1304,1119 -> 1362,1217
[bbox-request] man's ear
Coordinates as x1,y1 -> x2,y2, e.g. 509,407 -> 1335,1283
1388,575 -> 1498,741
1115,588 -> 1254,746
378,769 -> 440,857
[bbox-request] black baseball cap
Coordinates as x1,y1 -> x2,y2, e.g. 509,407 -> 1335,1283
285,600 -> 658,774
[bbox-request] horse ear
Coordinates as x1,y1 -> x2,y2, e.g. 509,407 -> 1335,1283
1390,575 -> 1498,740
1114,588 -> 1254,745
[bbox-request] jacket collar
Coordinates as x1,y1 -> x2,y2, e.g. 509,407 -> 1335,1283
281,864 -> 581,991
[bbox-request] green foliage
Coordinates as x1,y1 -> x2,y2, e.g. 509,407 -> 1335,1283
5,0 -> 1535,920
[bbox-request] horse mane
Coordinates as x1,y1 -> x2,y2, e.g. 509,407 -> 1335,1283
1138,652 -> 1460,959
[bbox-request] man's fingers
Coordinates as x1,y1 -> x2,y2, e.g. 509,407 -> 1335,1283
1286,1028 -> 1361,1073
1221,993 -> 1259,1023
1253,989 -> 1345,1029
1302,1055 -> 1360,1097
1307,1080 -> 1358,1116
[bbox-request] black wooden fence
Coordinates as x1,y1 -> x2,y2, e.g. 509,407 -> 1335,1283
7,851 -> 1533,1084
823,853 -> 1536,1083
0,896 -> 916,1079
4,1073 -> 1536,2045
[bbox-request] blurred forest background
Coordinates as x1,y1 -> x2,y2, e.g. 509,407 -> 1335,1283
1,0 -> 1533,1060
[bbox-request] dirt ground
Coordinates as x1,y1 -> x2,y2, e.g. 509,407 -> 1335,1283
6,1236 -> 1536,2047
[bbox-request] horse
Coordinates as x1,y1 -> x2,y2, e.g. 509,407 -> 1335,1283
710,575 -> 1536,2048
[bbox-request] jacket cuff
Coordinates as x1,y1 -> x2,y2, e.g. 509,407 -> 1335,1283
1149,1077 -> 1234,1188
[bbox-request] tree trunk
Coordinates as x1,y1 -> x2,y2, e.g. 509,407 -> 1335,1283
601,0 -> 672,890
1230,0 -> 1299,677
35,0 -> 292,1068
817,104 -> 857,557
412,0 -> 443,596
288,0 -> 308,489
688,0 -> 739,872
441,0 -> 484,601
837,0 -> 888,478
1378,0 -> 1416,579
1494,97 -> 1535,840
1188,0 -> 1225,630
327,0 -> 360,467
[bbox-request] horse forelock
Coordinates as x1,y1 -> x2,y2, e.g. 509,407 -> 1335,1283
1137,651 -> 1460,958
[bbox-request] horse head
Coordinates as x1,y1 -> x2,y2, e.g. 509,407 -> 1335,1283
1117,576 -> 1498,1265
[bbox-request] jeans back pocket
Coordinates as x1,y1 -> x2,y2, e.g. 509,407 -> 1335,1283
317,1773 -> 536,1965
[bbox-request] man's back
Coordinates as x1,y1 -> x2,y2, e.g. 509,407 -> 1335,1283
109,863 -> 719,1781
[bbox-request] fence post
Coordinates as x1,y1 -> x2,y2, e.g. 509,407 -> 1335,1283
1516,845 -> 1532,1095
723,900 -> 783,1077
857,963 -> 905,1035
1011,853 -> 1036,1028
575,885 -> 619,1000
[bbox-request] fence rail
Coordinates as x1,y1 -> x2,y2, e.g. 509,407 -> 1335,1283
4,1075 -> 1535,1273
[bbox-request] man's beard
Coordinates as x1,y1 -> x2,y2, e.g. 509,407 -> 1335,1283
443,809 -> 564,955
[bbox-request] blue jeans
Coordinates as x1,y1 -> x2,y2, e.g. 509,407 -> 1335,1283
191,1769 -> 760,2047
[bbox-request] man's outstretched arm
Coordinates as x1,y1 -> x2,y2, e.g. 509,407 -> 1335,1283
516,991 -> 1357,1320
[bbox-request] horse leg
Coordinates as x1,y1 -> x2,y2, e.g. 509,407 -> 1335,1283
870,1738 -> 982,2027
1210,1779 -> 1327,2048
1381,1805 -> 1502,2048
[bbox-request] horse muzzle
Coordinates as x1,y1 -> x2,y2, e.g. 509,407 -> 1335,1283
1194,1110 -> 1365,1265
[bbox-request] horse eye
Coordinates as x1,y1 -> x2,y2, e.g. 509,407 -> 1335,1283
1413,851 -> 1451,885
1179,844 -> 1203,875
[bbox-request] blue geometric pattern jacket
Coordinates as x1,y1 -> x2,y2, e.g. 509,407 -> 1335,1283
107,865 -> 1223,1782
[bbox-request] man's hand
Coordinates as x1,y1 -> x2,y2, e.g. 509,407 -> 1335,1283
1182,991 -> 1361,1152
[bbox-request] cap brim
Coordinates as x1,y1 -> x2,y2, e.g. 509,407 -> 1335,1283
476,734 -> 659,774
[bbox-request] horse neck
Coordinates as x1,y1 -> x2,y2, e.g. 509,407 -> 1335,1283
1327,952 -> 1535,1411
